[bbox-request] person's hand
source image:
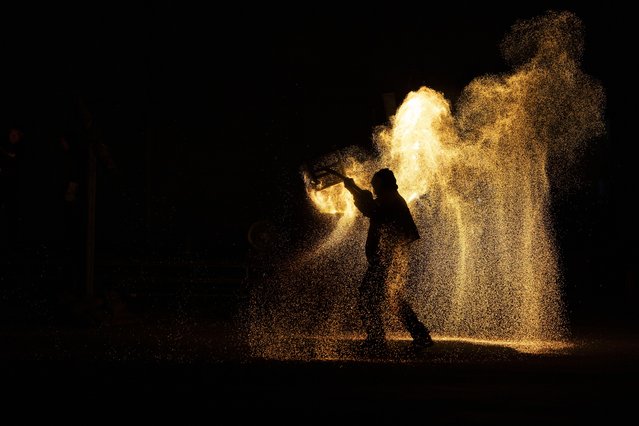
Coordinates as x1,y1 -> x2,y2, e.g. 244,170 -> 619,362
343,177 -> 357,192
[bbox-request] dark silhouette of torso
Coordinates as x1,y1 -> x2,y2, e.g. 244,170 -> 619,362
352,188 -> 420,263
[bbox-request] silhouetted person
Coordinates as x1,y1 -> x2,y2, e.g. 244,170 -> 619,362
343,168 -> 433,351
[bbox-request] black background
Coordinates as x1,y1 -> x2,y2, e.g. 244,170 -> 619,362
5,1 -> 636,324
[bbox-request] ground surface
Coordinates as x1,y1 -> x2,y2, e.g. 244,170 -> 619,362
2,296 -> 637,425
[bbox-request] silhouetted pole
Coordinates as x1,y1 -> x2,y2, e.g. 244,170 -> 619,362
86,137 -> 96,299
79,98 -> 96,299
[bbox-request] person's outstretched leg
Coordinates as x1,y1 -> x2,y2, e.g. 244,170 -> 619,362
359,264 -> 386,347
398,298 -> 433,347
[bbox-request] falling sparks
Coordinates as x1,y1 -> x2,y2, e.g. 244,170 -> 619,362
246,11 -> 605,359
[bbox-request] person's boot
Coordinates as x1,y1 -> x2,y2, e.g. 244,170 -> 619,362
411,332 -> 434,349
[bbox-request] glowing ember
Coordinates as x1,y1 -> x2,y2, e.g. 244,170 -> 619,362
247,11 -> 605,359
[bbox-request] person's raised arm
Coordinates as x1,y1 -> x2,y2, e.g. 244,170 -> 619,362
343,177 -> 378,218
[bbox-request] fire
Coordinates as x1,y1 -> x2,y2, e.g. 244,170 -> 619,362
304,158 -> 373,218
307,184 -> 356,217
381,87 -> 455,204
305,88 -> 453,216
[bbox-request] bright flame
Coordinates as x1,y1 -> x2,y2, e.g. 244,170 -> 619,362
304,158 -> 372,218
308,184 -> 355,216
381,87 -> 455,203
304,87 -> 454,215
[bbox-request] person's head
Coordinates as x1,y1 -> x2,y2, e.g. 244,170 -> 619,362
371,168 -> 398,196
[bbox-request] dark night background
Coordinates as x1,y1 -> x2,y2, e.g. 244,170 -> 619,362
3,1 -> 637,328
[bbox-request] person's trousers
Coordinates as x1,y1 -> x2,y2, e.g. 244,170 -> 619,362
358,259 -> 430,341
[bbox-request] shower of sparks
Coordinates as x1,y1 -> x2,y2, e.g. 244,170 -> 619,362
246,11 -> 605,360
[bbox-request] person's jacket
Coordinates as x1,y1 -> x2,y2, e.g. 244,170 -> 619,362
345,180 -> 420,263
